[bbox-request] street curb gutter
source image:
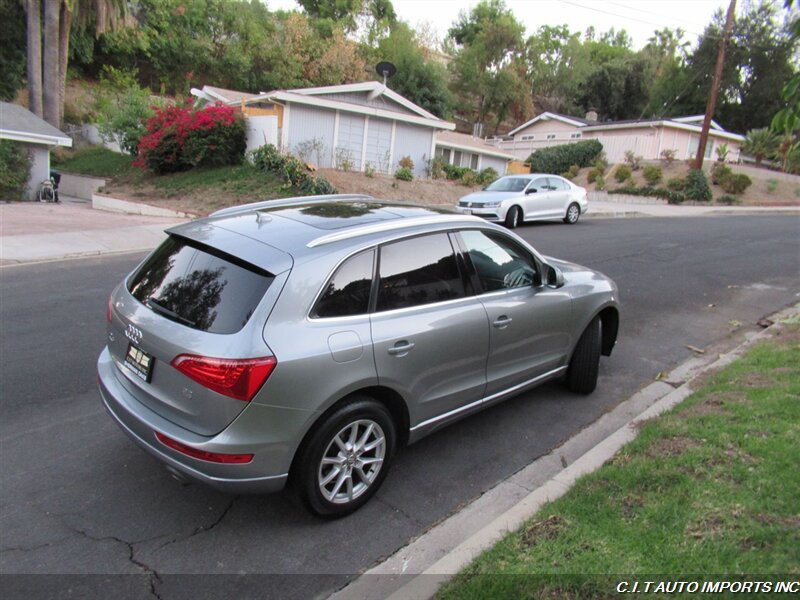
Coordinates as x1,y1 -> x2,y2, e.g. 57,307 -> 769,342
329,304 -> 798,600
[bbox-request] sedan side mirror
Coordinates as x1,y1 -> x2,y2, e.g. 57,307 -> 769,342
545,264 -> 565,288
525,188 -> 537,194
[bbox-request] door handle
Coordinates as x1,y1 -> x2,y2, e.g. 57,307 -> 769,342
492,316 -> 513,329
388,341 -> 415,356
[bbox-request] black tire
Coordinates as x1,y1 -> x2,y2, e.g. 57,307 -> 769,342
566,317 -> 601,394
564,202 -> 580,224
294,397 -> 396,517
504,205 -> 522,229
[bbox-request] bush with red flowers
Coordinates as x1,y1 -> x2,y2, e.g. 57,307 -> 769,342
134,99 -> 246,174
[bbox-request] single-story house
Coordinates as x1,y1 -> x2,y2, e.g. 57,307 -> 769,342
434,130 -> 514,175
493,111 -> 745,164
192,82 -> 455,178
1,102 -> 72,200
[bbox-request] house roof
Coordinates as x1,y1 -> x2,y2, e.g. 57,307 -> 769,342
435,130 -> 515,161
191,83 -> 455,131
507,112 -> 590,136
0,102 -> 72,147
581,119 -> 744,142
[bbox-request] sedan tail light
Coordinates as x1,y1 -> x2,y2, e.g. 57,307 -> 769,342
171,355 -> 277,402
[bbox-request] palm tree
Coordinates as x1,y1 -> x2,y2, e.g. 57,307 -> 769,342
742,128 -> 779,166
24,0 -> 42,118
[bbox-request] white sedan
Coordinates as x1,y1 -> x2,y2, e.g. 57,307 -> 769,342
455,174 -> 589,228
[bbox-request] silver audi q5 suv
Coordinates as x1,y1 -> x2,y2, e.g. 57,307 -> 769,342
98,195 -> 619,516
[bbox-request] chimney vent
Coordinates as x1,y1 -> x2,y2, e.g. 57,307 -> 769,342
585,109 -> 598,123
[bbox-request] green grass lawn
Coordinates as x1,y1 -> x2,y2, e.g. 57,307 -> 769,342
438,325 -> 800,599
52,146 -> 294,208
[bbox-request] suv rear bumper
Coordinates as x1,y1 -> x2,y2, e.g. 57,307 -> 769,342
97,347 -> 291,494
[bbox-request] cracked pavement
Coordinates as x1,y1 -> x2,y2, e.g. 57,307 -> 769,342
2,216 -> 798,599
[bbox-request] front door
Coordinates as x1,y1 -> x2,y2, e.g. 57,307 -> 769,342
457,229 -> 572,397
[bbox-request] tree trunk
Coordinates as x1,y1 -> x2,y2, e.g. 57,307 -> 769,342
58,3 -> 73,126
25,0 -> 43,117
43,0 -> 60,127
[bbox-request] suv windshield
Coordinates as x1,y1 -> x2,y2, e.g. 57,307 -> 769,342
484,177 -> 530,192
128,236 -> 273,334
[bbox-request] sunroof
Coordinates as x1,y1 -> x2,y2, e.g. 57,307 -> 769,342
259,201 -> 442,230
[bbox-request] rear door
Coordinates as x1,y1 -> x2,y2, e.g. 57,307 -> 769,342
546,177 -> 571,217
457,229 -> 572,398
370,232 -> 490,426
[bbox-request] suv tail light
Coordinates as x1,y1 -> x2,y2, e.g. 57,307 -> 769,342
155,432 -> 253,464
107,295 -> 113,323
171,355 -> 277,402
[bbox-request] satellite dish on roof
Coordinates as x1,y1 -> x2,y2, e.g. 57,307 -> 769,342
376,61 -> 397,85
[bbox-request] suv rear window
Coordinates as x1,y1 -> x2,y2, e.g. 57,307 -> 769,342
128,236 -> 273,334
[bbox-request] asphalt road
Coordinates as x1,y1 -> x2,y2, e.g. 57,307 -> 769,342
2,215 -> 799,600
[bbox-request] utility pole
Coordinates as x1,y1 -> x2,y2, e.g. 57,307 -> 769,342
694,0 -> 736,170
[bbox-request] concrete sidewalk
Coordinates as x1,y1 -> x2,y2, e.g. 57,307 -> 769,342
0,197 -> 187,265
1,196 -> 798,266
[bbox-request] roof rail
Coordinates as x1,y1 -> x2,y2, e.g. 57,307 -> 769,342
307,214 -> 479,248
209,194 -> 375,219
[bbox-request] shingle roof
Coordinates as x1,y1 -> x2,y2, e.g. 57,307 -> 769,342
0,102 -> 72,146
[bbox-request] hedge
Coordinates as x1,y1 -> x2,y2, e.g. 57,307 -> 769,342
527,139 -> 603,175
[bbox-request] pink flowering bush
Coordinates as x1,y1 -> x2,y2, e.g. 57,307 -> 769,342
134,99 -> 246,174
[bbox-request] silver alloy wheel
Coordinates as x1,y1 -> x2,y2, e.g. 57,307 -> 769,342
318,419 -> 386,504
566,203 -> 580,224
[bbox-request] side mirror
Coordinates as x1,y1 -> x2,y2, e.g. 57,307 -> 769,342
525,188 -> 537,194
545,264 -> 565,288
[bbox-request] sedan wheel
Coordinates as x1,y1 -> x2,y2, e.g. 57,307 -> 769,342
564,202 -> 581,224
505,205 -> 522,229
296,397 -> 395,517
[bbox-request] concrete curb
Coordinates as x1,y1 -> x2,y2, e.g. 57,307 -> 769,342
330,304 -> 799,600
92,194 -> 195,218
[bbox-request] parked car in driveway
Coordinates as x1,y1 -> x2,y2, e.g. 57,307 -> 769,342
98,195 -> 619,517
454,174 -> 589,228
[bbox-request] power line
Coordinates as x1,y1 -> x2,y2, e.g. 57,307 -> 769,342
555,0 -> 706,38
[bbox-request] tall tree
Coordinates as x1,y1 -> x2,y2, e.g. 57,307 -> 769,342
24,0 -> 43,117
43,0 -> 60,126
447,0 -> 526,130
1,0 -> 27,102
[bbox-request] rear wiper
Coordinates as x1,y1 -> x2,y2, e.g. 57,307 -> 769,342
146,298 -> 196,327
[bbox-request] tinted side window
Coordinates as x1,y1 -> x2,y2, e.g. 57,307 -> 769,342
377,234 -> 467,311
531,178 -> 548,192
128,236 -> 273,334
313,250 -> 374,318
549,177 -> 568,191
460,230 -> 538,292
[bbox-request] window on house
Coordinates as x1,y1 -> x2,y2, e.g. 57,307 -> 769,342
453,151 -> 463,166
520,135 -> 534,141
436,147 -> 452,163
570,132 -> 582,139
546,134 -> 556,140
470,154 -> 479,170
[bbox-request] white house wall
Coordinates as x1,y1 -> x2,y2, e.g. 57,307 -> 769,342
480,155 -> 508,174
393,122 -> 434,177
322,92 -> 414,117
287,104 -> 336,167
24,143 -> 50,200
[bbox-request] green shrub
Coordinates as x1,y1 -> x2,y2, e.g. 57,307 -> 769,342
719,172 -> 752,194
666,177 -> 685,191
660,148 -> 677,165
428,156 -> 446,179
595,174 -> 605,190
461,170 -> 479,187
710,162 -> 732,185
608,185 -> 684,204
364,161 -> 375,178
0,140 -> 32,200
443,163 -> 470,181
561,164 -> 580,180
614,165 -> 632,183
94,66 -> 155,156
251,144 -> 337,195
587,167 -> 603,183
594,153 -> 608,172
394,166 -> 413,181
684,169 -> 712,201
643,165 -> 662,186
477,167 -> 499,186
717,194 -> 740,205
766,178 -> 779,193
527,139 -> 603,175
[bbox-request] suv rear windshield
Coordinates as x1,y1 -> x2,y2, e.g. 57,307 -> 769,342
128,236 -> 273,334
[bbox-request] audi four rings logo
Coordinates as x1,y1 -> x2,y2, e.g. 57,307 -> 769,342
125,324 -> 143,345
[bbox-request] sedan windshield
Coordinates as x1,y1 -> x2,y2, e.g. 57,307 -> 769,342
484,177 -> 531,192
